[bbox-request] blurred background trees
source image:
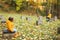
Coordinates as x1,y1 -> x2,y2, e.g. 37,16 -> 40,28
0,0 -> 60,19
0,0 -> 16,11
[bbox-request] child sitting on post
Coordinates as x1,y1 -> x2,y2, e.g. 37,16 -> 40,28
3,17 -> 20,38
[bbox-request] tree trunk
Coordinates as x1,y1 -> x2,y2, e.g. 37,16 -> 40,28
57,6 -> 60,19
57,0 -> 60,19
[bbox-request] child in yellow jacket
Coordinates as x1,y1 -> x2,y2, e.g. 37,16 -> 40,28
6,18 -> 15,32
46,13 -> 52,22
47,13 -> 52,19
3,17 -> 20,38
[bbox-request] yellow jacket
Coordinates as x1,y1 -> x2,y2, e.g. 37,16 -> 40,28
47,13 -> 52,19
6,20 -> 14,32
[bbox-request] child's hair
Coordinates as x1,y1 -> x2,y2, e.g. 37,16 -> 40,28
8,17 -> 13,22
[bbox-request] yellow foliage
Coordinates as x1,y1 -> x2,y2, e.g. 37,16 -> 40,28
48,0 -> 57,4
16,7 -> 20,11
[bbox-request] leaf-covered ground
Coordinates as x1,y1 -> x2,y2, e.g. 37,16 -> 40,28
0,13 -> 60,40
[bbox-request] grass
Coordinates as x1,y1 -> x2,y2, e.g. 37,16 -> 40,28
0,13 -> 60,40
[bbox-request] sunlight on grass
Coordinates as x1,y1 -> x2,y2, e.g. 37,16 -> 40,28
0,13 -> 60,40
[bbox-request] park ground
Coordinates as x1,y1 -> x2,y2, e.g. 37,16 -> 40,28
0,13 -> 60,40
